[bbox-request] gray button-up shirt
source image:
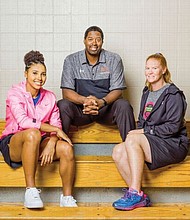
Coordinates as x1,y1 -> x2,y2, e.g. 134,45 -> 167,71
60,49 -> 126,99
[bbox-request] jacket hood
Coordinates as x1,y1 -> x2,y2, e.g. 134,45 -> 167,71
143,83 -> 186,98
142,83 -> 187,114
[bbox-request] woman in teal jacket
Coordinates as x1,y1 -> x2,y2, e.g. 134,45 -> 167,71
112,53 -> 189,211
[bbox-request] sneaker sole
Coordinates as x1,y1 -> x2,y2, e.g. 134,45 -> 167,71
60,205 -> 78,207
24,203 -> 44,209
113,199 -> 149,211
145,199 -> 151,207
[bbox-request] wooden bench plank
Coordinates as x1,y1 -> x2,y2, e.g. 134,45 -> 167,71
0,120 -> 5,136
0,120 -> 122,143
0,119 -> 190,188
1,119 -> 189,148
69,123 -> 122,143
0,203 -> 190,220
0,119 -> 190,219
1,155 -> 190,188
1,120 -> 190,143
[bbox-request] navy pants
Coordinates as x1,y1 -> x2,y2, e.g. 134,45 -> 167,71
57,99 -> 135,142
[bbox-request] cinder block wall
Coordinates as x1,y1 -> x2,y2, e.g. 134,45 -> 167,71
0,0 -> 190,120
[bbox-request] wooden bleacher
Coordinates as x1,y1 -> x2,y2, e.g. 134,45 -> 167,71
0,119 -> 190,219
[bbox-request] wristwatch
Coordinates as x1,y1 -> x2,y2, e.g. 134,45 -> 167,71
102,98 -> 107,106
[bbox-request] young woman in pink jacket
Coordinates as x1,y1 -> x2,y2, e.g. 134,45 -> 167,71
0,50 -> 77,208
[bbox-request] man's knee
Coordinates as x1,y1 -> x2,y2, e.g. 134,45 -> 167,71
114,99 -> 133,112
57,99 -> 71,110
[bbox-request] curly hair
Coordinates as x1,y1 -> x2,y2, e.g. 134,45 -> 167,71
24,50 -> 46,71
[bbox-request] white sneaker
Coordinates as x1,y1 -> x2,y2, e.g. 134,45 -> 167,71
24,187 -> 44,208
60,194 -> 78,207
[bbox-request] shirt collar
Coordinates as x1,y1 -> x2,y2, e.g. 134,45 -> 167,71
80,49 -> 106,65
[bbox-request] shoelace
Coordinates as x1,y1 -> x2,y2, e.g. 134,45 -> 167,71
121,188 -> 129,199
63,196 -> 77,204
67,196 -> 77,203
121,188 -> 138,201
27,188 -> 41,198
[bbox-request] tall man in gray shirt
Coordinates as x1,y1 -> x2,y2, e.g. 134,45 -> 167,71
57,26 -> 135,141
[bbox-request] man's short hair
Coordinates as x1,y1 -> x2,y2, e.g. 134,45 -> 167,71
84,26 -> 104,40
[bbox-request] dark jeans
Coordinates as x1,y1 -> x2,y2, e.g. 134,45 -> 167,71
57,98 -> 135,141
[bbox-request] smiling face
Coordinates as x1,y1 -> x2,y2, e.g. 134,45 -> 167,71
84,31 -> 103,57
145,58 -> 166,89
24,63 -> 46,97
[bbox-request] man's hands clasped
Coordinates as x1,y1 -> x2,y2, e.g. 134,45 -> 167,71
82,95 -> 105,115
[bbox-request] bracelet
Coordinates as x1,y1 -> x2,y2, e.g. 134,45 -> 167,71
102,98 -> 107,106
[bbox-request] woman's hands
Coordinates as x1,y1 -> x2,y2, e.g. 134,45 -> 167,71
56,128 -> 73,146
40,138 -> 55,166
39,123 -> 73,166
40,122 -> 73,146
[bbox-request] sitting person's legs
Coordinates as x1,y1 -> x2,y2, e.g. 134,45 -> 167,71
112,133 -> 151,210
9,128 -> 43,209
97,99 -> 136,141
57,99 -> 94,134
